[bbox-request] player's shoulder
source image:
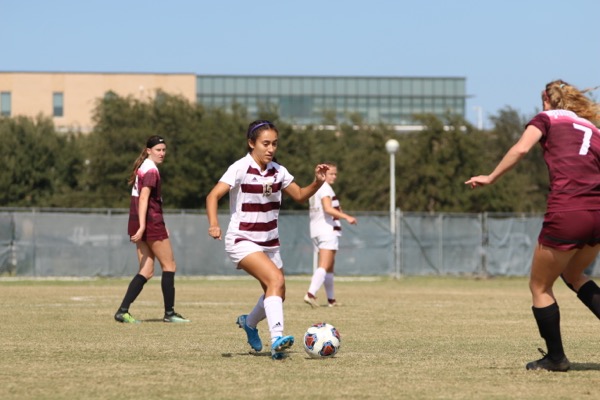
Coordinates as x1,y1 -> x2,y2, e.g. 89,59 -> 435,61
139,159 -> 158,173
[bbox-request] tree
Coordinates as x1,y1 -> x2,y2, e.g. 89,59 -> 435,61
462,107 -> 547,212
0,115 -> 81,207
395,113 -> 484,212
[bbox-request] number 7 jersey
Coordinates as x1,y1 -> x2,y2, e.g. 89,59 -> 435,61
528,109 -> 600,212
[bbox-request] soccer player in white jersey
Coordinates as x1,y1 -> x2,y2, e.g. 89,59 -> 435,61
206,120 -> 329,360
304,163 -> 357,308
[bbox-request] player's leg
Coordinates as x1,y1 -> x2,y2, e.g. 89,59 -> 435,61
526,244 -> 574,371
323,251 -> 339,306
561,244 -> 600,318
114,242 -> 155,323
237,294 -> 265,352
239,252 -> 293,359
305,236 -> 336,308
322,235 -> 340,306
305,248 -> 332,308
151,238 -> 189,322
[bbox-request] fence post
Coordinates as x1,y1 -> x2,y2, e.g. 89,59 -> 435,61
480,212 -> 489,276
394,208 -> 402,278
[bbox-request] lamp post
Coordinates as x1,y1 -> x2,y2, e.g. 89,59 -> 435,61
385,139 -> 400,233
473,106 -> 483,130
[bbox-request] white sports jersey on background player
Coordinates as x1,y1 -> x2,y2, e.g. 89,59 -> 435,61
309,182 -> 341,238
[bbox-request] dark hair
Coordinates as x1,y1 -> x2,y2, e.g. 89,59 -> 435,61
146,135 -> 165,149
127,135 -> 166,186
246,120 -> 278,152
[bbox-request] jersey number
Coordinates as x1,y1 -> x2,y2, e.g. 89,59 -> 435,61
574,123 -> 592,155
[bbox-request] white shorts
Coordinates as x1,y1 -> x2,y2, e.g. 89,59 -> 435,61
312,234 -> 339,251
225,237 -> 283,269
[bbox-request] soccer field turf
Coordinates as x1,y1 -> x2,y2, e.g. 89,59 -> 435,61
1,276 -> 598,399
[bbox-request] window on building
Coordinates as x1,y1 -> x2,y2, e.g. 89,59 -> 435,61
53,92 -> 64,117
1,92 -> 11,116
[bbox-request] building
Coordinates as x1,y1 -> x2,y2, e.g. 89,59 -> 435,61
197,75 -> 466,130
0,72 -> 196,132
0,72 -> 466,132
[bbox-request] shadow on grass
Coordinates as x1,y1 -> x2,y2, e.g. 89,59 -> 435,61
221,351 -> 271,358
221,350 -> 309,359
571,362 -> 600,371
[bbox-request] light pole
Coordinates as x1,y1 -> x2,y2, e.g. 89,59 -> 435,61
385,139 -> 400,234
473,106 -> 483,130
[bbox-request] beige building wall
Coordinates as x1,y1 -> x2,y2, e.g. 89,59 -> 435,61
0,72 -> 197,132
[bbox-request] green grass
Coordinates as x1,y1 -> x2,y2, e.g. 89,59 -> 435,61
1,276 -> 599,399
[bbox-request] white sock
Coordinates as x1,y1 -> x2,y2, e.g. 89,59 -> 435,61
308,267 -> 327,296
263,295 -> 284,343
246,294 -> 265,328
325,273 -> 335,300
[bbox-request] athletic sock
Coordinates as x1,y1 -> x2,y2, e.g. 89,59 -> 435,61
263,295 -> 284,343
308,267 -> 327,297
119,274 -> 147,312
577,280 -> 600,319
532,303 -> 565,361
324,272 -> 335,300
246,294 -> 266,328
161,271 -> 175,314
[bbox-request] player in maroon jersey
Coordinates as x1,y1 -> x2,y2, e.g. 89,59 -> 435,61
466,80 -> 600,372
114,135 -> 190,324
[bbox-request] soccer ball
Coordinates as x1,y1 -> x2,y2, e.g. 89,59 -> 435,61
303,322 -> 341,358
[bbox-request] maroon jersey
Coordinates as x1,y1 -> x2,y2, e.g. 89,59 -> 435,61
528,110 -> 600,212
127,159 -> 168,241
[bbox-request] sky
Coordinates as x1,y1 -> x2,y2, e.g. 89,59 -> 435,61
2,0 -> 599,129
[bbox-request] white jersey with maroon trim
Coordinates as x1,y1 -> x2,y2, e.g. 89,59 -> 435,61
220,153 -> 294,249
309,182 -> 342,238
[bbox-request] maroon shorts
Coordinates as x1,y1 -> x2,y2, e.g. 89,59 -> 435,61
538,210 -> 600,250
128,218 -> 169,242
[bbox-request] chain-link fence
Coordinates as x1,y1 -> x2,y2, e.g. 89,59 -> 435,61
1,209 -> 598,277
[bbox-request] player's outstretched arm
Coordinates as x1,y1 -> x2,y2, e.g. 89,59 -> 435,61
465,125 -> 542,188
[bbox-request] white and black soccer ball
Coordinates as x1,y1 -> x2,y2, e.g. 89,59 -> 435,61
303,322 -> 341,358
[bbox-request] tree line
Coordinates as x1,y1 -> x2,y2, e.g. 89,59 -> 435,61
0,91 -> 549,213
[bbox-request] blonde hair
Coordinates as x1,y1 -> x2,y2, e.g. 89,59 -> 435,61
543,79 -> 600,124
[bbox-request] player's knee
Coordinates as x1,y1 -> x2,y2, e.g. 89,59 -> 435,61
267,274 -> 285,295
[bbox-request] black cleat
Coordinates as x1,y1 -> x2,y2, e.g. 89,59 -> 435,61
526,348 -> 570,372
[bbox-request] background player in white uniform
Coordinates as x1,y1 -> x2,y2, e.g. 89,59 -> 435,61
304,163 -> 357,308
206,120 -> 329,359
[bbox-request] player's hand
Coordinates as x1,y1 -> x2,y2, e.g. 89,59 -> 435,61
208,226 -> 222,240
315,164 -> 329,183
465,175 -> 492,189
346,216 -> 358,225
130,227 -> 145,243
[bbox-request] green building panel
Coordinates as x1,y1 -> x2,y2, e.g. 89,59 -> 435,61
196,75 -> 466,127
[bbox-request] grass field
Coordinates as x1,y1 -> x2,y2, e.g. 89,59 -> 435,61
1,276 -> 599,400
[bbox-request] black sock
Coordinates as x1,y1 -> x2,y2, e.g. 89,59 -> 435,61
162,271 -> 175,314
532,303 -> 565,361
119,274 -> 147,312
577,280 -> 600,319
